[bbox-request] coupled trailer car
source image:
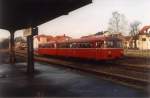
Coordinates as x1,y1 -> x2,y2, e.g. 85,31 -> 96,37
37,35 -> 123,60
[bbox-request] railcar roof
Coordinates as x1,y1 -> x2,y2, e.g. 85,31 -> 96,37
57,35 -> 122,44
40,35 -> 122,45
71,35 -> 106,43
0,0 -> 92,31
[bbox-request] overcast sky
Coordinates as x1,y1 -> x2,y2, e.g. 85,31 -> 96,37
0,0 -> 150,39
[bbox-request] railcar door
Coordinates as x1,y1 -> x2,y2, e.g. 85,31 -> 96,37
96,41 -> 107,60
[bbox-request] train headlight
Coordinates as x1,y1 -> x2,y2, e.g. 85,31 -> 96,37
108,51 -> 112,55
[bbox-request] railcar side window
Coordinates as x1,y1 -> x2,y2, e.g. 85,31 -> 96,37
57,43 -> 70,48
70,43 -> 77,48
96,40 -> 123,48
39,44 -> 43,48
70,42 -> 92,48
96,41 -> 104,48
49,44 -> 54,48
106,40 -> 123,48
79,42 -> 92,48
39,43 -> 55,48
106,41 -> 114,48
39,44 -> 47,48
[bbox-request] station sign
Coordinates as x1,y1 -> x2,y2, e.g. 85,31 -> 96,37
23,27 -> 32,37
32,27 -> 38,36
23,27 -> 38,37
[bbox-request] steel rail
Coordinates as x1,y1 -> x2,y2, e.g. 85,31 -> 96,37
15,50 -> 150,90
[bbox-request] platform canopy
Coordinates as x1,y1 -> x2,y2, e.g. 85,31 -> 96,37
0,0 -> 92,31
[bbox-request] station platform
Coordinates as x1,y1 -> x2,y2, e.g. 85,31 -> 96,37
0,62 -> 148,97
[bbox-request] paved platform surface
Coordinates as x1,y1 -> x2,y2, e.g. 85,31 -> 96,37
0,62 -> 149,97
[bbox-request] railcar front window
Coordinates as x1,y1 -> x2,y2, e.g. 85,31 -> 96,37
79,42 -> 92,48
106,40 -> 122,48
71,42 -> 92,48
106,41 -> 114,48
58,43 -> 70,48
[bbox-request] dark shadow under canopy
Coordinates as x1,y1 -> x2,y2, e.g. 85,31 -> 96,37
0,0 -> 92,31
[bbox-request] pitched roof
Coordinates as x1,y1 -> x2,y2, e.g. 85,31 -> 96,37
34,34 -> 51,41
139,25 -> 150,34
54,34 -> 72,41
34,34 -> 72,41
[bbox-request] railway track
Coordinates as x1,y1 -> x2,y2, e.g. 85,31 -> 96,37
15,50 -> 150,73
106,62 -> 150,73
15,50 -> 150,90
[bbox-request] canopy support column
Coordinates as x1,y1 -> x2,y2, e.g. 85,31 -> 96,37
27,27 -> 38,74
10,30 -> 15,64
27,34 -> 34,73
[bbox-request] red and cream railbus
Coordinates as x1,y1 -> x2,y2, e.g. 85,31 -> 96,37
37,35 -> 123,60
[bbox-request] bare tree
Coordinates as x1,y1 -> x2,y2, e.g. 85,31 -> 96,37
108,11 -> 128,34
15,36 -> 26,43
129,21 -> 141,49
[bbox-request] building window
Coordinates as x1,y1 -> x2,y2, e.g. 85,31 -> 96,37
142,38 -> 146,41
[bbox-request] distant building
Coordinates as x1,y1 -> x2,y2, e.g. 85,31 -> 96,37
81,35 -> 95,38
34,35 -> 52,49
54,34 -> 72,41
34,34 -> 72,49
95,31 -> 123,38
136,25 -> 150,50
125,25 -> 150,50
82,31 -> 120,38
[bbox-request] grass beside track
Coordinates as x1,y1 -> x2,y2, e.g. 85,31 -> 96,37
124,49 -> 150,58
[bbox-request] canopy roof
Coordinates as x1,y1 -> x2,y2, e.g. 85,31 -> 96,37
0,0 -> 92,31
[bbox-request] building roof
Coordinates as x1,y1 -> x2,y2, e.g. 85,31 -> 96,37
54,34 -> 72,41
139,25 -> 150,34
0,0 -> 92,31
35,34 -> 72,42
34,34 -> 50,41
47,36 -> 54,42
